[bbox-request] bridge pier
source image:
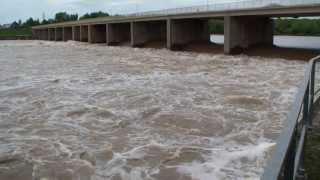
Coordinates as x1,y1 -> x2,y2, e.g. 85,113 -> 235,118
63,27 -> 73,41
39,29 -> 49,40
32,29 -> 39,39
72,26 -> 80,41
55,28 -> 63,41
224,16 -> 273,54
89,24 -> 107,43
80,25 -> 89,42
107,23 -> 131,46
35,29 -> 41,40
131,21 -> 167,47
167,19 -> 209,50
48,28 -> 55,41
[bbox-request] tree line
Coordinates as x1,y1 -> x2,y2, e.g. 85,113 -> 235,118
8,11 -> 110,29
0,12 -> 110,38
208,18 -> 320,36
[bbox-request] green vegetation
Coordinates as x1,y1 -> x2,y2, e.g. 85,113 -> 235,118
41,12 -> 78,25
0,11 -> 109,38
274,18 -> 320,36
0,27 -> 31,38
0,17 -> 39,38
208,18 -> 320,36
208,19 -> 224,34
79,11 -> 109,20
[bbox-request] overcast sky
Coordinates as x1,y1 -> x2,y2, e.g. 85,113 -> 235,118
1,0 -> 241,24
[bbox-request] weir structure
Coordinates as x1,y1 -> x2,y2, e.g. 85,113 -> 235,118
31,1 -> 320,179
32,0 -> 320,54
32,1 -> 320,54
80,25 -> 89,42
107,23 -> 131,46
72,26 -> 80,41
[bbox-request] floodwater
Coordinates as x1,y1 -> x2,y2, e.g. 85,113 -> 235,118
0,40 -> 306,180
211,35 -> 320,50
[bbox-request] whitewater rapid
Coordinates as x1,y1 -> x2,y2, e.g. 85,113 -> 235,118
0,40 -> 306,180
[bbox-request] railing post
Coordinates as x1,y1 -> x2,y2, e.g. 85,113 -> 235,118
284,129 -> 297,180
297,84 -> 310,179
304,84 -> 310,126
309,62 -> 316,126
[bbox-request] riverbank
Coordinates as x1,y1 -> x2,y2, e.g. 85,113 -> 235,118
209,35 -> 320,61
0,27 -> 31,38
0,36 -> 32,40
209,19 -> 320,36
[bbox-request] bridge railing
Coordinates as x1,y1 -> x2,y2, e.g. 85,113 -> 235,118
124,0 -> 320,17
261,55 -> 320,180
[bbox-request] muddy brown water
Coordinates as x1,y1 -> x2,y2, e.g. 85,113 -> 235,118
0,40 -> 306,180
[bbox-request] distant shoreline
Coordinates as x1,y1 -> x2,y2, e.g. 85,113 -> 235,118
0,35 -> 32,40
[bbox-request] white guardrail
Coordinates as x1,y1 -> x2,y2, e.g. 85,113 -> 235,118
121,0 -> 320,17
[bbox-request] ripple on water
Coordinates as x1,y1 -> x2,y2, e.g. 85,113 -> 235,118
0,41 -> 306,180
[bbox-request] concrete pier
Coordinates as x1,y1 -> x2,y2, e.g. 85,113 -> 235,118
39,29 -> 48,40
88,24 -> 106,43
48,28 -> 55,41
63,27 -> 73,41
55,28 -> 63,41
33,29 -> 39,39
224,16 -> 273,54
80,25 -> 89,42
167,19 -> 209,50
38,29 -> 48,40
131,21 -> 167,47
72,26 -> 80,41
107,23 -> 131,46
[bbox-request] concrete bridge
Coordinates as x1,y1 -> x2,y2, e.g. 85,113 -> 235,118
32,0 -> 320,54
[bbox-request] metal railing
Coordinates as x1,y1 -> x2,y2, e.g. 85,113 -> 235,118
262,55 -> 320,180
123,0 -> 320,17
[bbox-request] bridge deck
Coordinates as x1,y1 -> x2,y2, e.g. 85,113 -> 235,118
33,4 -> 320,29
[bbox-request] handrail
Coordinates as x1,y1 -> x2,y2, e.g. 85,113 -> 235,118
32,0 -> 320,29
127,0 -> 320,17
261,55 -> 320,180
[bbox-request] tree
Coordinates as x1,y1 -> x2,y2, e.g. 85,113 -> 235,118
208,20 -> 224,34
79,11 -> 109,20
23,18 -> 40,27
10,21 -> 20,28
41,19 -> 55,25
54,12 -> 78,23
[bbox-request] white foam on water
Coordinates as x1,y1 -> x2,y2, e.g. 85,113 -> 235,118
176,141 -> 275,180
0,40 -> 307,180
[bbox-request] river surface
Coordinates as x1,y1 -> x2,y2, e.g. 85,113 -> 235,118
0,40 -> 306,180
211,35 -> 320,50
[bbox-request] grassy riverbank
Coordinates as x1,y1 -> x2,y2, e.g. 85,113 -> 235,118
209,19 -> 320,36
0,27 -> 32,38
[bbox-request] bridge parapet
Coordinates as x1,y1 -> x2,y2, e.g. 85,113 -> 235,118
129,0 -> 320,17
